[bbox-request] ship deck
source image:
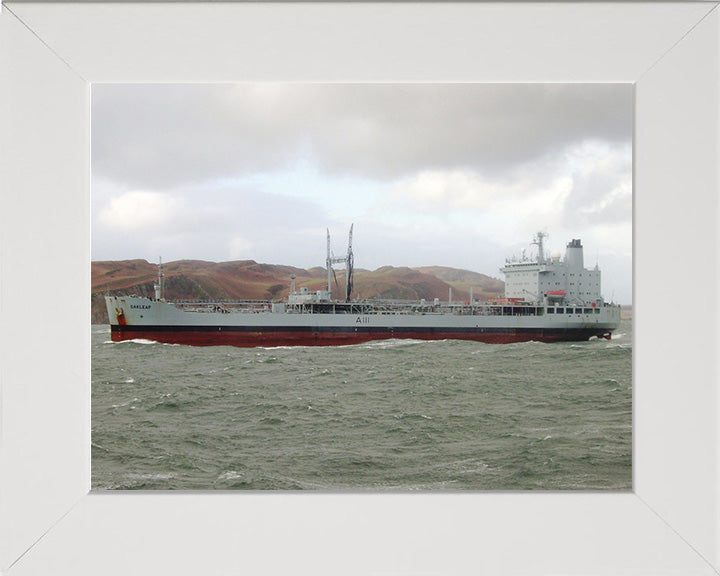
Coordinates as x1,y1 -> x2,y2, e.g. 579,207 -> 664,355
168,298 -> 613,318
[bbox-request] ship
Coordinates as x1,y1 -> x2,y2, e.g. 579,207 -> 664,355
105,227 -> 621,347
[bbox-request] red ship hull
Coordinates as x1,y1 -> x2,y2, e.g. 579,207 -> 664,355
110,325 -> 612,347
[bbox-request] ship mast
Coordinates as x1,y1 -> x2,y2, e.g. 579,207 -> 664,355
326,224 -> 355,302
326,229 -> 332,294
345,224 -> 354,302
154,257 -> 164,301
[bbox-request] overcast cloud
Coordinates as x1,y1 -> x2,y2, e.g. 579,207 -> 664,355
92,83 -> 633,303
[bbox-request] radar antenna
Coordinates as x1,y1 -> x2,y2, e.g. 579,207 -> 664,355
532,231 -> 548,264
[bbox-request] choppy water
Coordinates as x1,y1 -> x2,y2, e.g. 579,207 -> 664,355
92,320 -> 632,490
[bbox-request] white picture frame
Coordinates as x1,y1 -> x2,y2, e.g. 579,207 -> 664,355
1,2 -> 718,575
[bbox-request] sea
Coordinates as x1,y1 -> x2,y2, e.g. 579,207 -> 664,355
91,319 -> 632,491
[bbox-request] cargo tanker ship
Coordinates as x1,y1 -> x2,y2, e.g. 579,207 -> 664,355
106,228 -> 621,347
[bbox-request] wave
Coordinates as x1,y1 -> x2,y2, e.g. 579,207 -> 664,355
216,470 -> 244,482
126,472 -> 176,481
605,343 -> 630,350
393,412 -> 434,421
260,345 -> 301,350
362,338 -> 430,349
104,338 -> 158,345
110,397 -> 141,409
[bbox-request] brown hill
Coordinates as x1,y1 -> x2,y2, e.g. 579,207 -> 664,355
91,259 -> 504,324
413,266 -> 505,300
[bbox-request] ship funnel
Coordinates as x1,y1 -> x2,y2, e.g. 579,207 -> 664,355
565,239 -> 584,269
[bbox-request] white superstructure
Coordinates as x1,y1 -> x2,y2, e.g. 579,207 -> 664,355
500,233 -> 603,305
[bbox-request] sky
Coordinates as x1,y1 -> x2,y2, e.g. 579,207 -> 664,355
92,83 -> 633,304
